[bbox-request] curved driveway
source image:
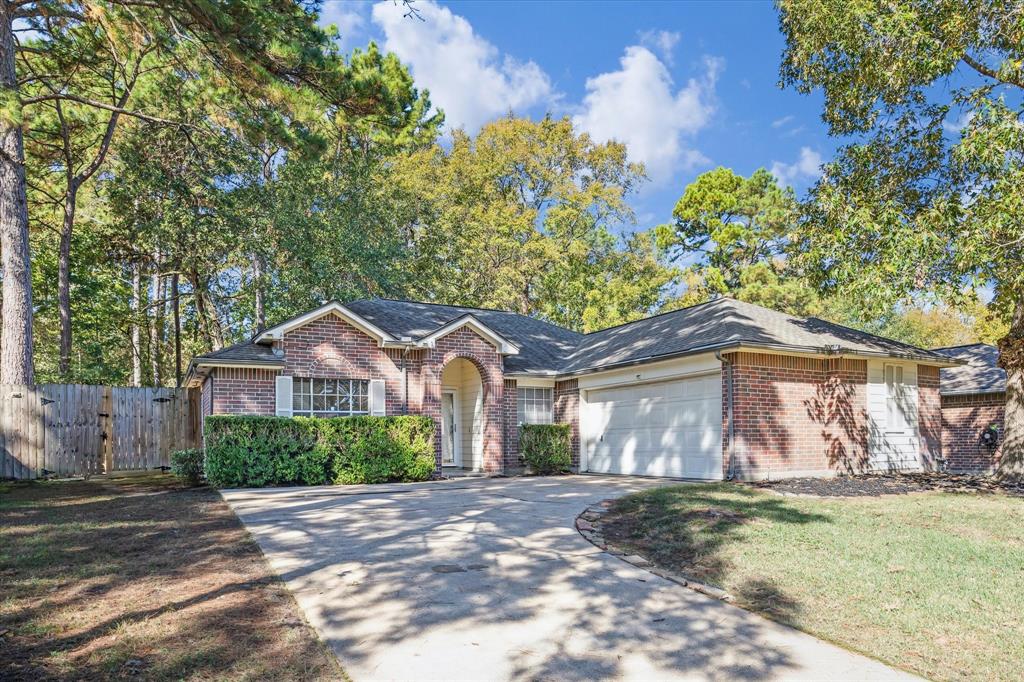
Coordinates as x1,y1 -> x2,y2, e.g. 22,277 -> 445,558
222,475 -> 916,681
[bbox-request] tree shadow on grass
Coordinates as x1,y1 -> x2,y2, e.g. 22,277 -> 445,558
0,476 -> 339,681
599,483 -> 828,630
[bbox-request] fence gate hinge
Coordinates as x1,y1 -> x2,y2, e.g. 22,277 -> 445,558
98,412 -> 110,417
152,397 -> 172,403
40,397 -> 56,406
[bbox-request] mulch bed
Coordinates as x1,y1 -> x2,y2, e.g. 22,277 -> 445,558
752,472 -> 1024,498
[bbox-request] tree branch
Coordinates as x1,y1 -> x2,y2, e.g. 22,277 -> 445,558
961,53 -> 1024,90
20,92 -> 188,127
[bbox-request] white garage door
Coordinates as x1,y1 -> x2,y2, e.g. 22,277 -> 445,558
584,373 -> 722,479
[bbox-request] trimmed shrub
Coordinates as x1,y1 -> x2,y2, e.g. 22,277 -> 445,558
171,448 -> 205,486
204,415 -> 435,488
520,423 -> 572,475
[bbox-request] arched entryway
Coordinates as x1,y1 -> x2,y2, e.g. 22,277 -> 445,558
439,358 -> 484,470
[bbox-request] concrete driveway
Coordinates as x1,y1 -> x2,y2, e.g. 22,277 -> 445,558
222,475 -> 915,681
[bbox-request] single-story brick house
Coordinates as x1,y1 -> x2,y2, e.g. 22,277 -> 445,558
185,297 -> 961,480
933,344 -> 1006,473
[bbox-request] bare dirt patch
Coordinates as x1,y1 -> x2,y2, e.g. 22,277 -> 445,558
0,475 -> 342,681
752,472 -> 1024,498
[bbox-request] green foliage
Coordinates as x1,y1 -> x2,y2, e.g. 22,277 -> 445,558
203,415 -> 435,488
657,167 -> 797,289
519,424 -> 572,475
395,114 -> 679,332
170,449 -> 205,486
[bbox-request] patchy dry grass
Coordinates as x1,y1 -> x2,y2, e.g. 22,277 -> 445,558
0,475 -> 343,681
600,483 -> 1024,682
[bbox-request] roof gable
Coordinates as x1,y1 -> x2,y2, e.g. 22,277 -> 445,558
254,302 -> 396,346
418,314 -> 520,355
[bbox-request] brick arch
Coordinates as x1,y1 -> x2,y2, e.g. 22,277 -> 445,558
424,327 -> 506,473
306,351 -> 363,379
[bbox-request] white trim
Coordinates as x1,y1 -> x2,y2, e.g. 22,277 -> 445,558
275,376 -> 293,417
369,379 -> 386,416
511,376 -> 556,388
418,315 -> 520,355
255,302 -> 396,346
577,353 -> 722,391
192,361 -> 284,370
441,388 -> 462,467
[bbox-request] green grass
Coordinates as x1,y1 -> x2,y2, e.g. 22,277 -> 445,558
600,484 -> 1024,681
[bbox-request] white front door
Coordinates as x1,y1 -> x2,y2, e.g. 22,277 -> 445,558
441,390 -> 461,467
582,374 -> 723,479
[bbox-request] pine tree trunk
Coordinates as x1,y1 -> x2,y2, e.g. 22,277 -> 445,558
171,273 -> 181,387
131,263 -> 142,386
149,254 -> 163,386
253,252 -> 265,332
57,184 -> 77,377
997,297 -> 1024,480
0,7 -> 34,385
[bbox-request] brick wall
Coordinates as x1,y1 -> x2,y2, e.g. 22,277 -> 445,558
918,365 -> 942,469
281,315 -> 414,416
503,379 -> 519,469
725,352 -> 869,479
554,379 -> 580,468
941,392 -> 1004,472
211,367 -> 278,415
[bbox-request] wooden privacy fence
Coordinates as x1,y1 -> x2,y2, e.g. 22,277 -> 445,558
0,384 -> 200,480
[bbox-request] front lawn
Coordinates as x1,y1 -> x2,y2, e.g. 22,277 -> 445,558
0,475 -> 342,681
599,483 -> 1024,681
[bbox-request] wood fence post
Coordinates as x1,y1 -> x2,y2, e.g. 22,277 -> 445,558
101,386 -> 113,474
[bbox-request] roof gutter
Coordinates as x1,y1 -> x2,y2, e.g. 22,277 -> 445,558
556,340 -> 960,379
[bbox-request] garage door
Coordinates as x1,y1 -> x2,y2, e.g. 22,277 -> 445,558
583,373 -> 722,479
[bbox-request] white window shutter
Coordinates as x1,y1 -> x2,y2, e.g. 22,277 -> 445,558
275,375 -> 293,416
369,379 -> 386,416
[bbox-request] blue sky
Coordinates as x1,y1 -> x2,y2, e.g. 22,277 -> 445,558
321,0 -> 836,231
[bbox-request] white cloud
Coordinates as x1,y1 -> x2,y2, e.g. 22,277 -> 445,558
770,147 -> 823,186
371,0 -> 554,131
639,29 -> 681,64
320,1 -> 369,48
572,47 -> 720,183
771,114 -> 794,129
943,109 -> 975,134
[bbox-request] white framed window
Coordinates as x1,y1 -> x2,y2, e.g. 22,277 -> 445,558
292,378 -> 369,417
518,387 -> 553,425
884,364 -> 908,431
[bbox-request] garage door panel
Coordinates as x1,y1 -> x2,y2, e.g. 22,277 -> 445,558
585,374 -> 722,480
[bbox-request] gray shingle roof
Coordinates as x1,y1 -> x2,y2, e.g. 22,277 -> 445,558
192,297 -> 951,376
933,344 -> 1006,395
345,299 -> 582,374
195,341 -> 283,365
560,298 -> 949,373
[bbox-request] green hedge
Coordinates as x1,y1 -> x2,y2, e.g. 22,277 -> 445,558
171,448 -> 205,486
520,423 -> 572,475
204,415 -> 436,488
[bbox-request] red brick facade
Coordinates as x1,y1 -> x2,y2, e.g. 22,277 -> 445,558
941,393 -> 1004,472
503,379 -> 520,469
211,368 -> 277,415
917,365 -> 942,469
197,310 -> 952,479
554,379 -> 581,468
724,352 -> 869,479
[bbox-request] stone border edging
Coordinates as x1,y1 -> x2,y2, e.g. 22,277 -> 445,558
575,499 -> 734,603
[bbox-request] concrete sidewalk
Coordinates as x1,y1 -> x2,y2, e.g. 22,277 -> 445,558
223,475 -> 917,681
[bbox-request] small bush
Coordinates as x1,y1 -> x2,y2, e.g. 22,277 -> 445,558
204,415 -> 435,488
171,448 -> 205,486
520,424 -> 572,475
